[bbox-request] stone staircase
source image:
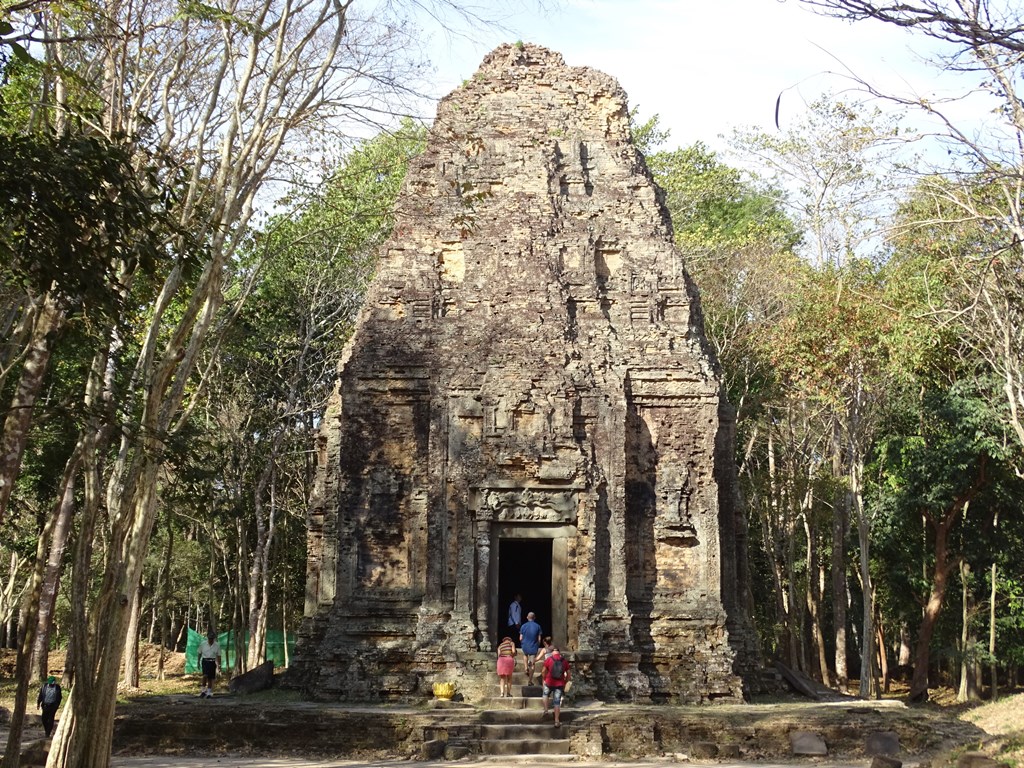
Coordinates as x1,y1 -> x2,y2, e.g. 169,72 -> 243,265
478,675 -> 571,756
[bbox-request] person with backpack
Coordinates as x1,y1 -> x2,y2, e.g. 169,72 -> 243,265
37,675 -> 62,737
542,645 -> 570,728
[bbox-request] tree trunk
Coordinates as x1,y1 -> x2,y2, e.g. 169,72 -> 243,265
282,570 -> 289,669
908,458 -> 986,703
122,582 -> 142,689
909,517 -> 954,701
898,622 -> 912,677
876,619 -> 890,693
246,456 -> 278,669
1,512 -> 55,768
853,455 -> 877,699
803,494 -> 830,684
0,294 -> 64,528
958,558 -> 969,702
51,465 -> 164,768
0,552 -> 27,645
33,458 -> 79,680
957,560 -> 980,703
157,513 -> 173,681
831,419 -> 849,692
764,428 -> 786,651
990,560 -> 998,700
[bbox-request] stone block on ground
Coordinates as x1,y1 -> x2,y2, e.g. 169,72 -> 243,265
720,743 -> 741,759
421,739 -> 446,760
691,741 -> 719,758
228,660 -> 275,694
445,745 -> 470,759
871,755 -> 903,768
790,730 -> 828,756
19,738 -> 49,767
867,731 -> 901,755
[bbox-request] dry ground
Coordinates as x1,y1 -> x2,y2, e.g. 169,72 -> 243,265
931,689 -> 1024,767
0,644 -> 192,710
1,649 -> 1021,765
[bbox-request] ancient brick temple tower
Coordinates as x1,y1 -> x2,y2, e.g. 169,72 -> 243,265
289,43 -> 757,703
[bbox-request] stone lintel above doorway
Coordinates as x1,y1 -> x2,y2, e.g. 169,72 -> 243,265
470,485 -> 579,525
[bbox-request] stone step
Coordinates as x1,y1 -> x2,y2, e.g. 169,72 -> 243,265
482,723 -> 569,739
481,709 -> 573,724
484,684 -> 543,699
477,756 -> 576,764
480,735 -> 571,756
482,696 -> 546,710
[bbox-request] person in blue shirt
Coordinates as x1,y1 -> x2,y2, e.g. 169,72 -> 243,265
519,611 -> 543,684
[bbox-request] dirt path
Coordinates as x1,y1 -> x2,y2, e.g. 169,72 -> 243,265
110,760 -> 878,768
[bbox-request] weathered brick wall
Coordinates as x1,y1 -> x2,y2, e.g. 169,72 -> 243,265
290,42 -> 754,703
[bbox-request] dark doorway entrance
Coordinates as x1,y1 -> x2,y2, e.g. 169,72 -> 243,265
497,538 -> 552,646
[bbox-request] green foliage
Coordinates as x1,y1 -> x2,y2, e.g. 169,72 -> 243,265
235,119 -> 427,397
767,260 -> 899,408
629,110 -> 670,158
0,132 -> 173,315
888,175 -> 1017,385
161,122 -> 428,649
869,375 -> 1024,637
0,51 -> 44,132
649,141 -> 799,253
644,135 -> 801,426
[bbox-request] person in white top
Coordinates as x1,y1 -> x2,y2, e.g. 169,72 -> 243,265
197,630 -> 221,698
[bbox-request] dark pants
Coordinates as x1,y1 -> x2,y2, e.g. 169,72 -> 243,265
41,704 -> 58,737
201,658 -> 217,681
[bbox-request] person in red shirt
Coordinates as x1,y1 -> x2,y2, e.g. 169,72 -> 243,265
541,645 -> 570,727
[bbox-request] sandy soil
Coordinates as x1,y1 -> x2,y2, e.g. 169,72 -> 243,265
956,692 -> 1024,765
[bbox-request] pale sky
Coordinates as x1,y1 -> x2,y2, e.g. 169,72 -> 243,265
414,0 -> 947,152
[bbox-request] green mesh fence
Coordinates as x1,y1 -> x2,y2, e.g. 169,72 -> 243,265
185,627 -> 296,674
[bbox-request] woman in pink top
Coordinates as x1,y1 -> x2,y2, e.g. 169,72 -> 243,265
496,634 -> 516,697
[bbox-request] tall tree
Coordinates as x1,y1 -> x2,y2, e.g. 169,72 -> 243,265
796,1 -> 1024,458
0,1 -> 474,766
193,121 -> 426,669
732,97 -> 905,696
871,376 -> 1015,700
0,130 -> 173,768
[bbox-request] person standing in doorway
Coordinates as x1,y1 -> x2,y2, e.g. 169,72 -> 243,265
519,611 -> 543,684
506,593 -> 522,646
542,645 -> 570,728
36,675 -> 62,737
197,630 -> 221,698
